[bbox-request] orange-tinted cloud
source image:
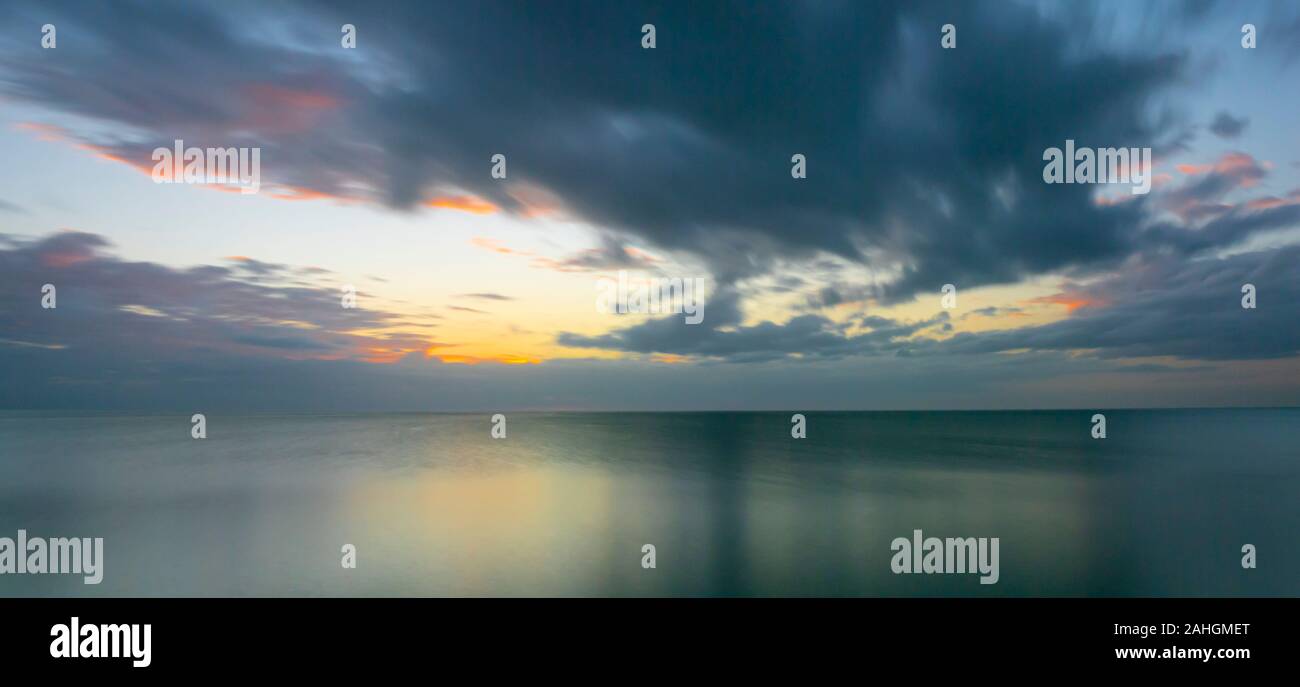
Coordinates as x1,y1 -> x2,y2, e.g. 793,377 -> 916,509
1027,292 -> 1104,313
245,84 -> 340,110
13,121 -> 68,142
361,345 -> 424,364
429,351 -> 541,365
1176,152 -> 1265,187
1244,189 -> 1300,211
16,120 -> 369,203
241,84 -> 342,134
506,183 -> 565,218
81,144 -> 157,176
268,185 -> 358,203
424,195 -> 498,214
470,237 -> 525,256
42,251 -> 95,268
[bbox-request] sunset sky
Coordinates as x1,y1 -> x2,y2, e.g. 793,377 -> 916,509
2,0 -> 1299,411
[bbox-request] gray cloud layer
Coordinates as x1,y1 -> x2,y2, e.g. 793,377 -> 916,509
2,230 -> 1297,410
0,0 -> 1223,294
1,1 -> 1299,409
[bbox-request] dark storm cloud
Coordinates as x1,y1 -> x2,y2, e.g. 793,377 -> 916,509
0,0 -> 381,198
1209,111 -> 1249,139
804,284 -> 871,310
0,0 -> 1220,300
1,0 -> 1298,383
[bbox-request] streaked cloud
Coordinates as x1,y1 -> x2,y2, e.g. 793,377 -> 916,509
0,0 -> 1297,410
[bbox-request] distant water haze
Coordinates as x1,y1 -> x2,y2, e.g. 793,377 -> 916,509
0,409 -> 1295,597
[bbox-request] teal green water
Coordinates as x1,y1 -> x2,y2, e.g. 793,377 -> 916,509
0,409 -> 1295,596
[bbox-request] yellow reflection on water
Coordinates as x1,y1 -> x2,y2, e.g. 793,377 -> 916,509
343,466 -> 615,594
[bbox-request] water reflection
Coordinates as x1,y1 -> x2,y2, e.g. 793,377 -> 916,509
0,410 -> 1295,596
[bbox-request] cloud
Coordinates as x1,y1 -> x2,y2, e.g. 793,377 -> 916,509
0,0 -> 1212,303
3,230 -> 1296,410
470,233 -> 661,273
0,231 -> 436,372
559,244 -> 1300,365
964,306 -> 1024,319
559,289 -> 953,363
1162,152 -> 1271,222
936,246 -> 1300,362
424,195 -> 498,214
1,1 -> 1297,408
531,234 -> 662,272
456,293 -> 513,301
1209,111 -> 1249,139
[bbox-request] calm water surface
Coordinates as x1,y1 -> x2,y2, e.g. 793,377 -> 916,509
0,409 -> 1296,596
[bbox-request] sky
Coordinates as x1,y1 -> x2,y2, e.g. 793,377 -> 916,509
1,0 -> 1299,411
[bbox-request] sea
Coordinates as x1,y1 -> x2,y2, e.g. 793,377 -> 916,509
0,409 -> 1295,596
